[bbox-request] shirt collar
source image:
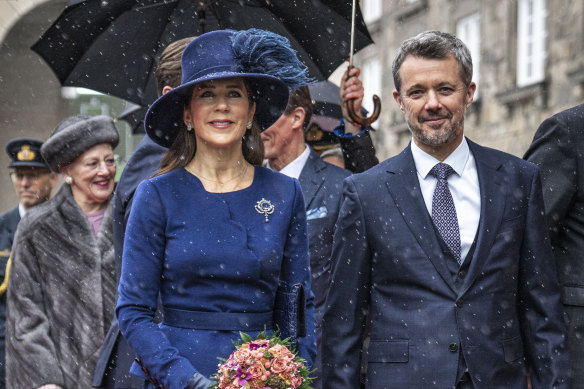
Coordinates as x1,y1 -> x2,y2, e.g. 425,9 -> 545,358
266,144 -> 311,180
411,137 -> 470,179
18,203 -> 26,218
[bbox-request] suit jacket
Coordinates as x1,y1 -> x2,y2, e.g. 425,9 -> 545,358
298,148 -> 350,314
322,139 -> 570,388
524,104 -> 584,307
524,105 -> 584,387
93,135 -> 166,388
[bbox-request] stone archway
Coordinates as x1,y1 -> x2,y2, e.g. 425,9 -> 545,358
0,0 -> 70,211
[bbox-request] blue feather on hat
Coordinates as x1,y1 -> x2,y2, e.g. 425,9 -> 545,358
231,28 -> 313,91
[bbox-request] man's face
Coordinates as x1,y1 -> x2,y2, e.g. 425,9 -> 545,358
393,54 -> 475,158
10,166 -> 57,209
261,112 -> 297,161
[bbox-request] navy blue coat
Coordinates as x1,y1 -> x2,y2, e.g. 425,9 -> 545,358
0,206 -> 19,389
116,167 -> 316,388
322,139 -> 570,388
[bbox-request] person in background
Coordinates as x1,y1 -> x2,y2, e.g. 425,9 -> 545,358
0,138 -> 57,389
93,36 -> 195,389
304,120 -> 345,168
6,115 -> 119,388
321,30 -> 570,388
262,86 -> 350,388
116,29 -> 316,388
307,79 -> 379,172
524,104 -> 584,388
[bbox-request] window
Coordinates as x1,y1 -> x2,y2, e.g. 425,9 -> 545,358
456,13 -> 480,96
362,0 -> 382,24
517,0 -> 547,87
361,56 -> 381,122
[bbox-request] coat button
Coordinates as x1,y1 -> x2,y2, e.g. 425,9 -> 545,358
449,343 -> 458,352
456,299 -> 464,308
457,270 -> 466,279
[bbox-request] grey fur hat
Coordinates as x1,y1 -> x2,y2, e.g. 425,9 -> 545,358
41,115 -> 119,172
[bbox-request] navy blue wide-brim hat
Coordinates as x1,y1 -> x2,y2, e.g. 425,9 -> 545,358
145,29 -> 312,148
6,138 -> 49,168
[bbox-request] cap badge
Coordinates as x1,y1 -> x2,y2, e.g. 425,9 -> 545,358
17,145 -> 35,162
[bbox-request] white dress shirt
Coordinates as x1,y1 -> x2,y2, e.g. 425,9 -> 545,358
265,144 -> 311,179
411,138 -> 481,262
18,203 -> 26,218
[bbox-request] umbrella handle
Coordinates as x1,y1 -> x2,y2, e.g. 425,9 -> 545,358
344,66 -> 381,126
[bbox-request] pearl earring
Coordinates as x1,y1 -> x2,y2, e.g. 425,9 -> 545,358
65,176 -> 73,185
246,121 -> 252,130
186,122 -> 193,132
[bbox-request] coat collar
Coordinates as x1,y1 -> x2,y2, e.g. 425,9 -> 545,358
458,139 -> 504,296
383,138 -> 505,295
298,148 -> 327,209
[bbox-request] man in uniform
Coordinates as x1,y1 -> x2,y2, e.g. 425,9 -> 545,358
0,138 -> 57,388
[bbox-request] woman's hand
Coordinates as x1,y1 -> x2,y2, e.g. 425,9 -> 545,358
38,385 -> 63,389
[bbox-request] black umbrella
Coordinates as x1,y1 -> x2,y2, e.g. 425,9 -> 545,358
32,0 -> 373,107
116,103 -> 146,134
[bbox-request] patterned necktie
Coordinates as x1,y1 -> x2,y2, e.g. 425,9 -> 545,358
430,163 -> 461,264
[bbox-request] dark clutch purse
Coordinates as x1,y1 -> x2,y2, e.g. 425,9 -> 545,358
273,283 -> 306,348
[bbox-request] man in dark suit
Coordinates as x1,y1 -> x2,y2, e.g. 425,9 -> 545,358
262,84 -> 379,387
93,37 -> 194,389
321,30 -> 570,388
262,86 -> 350,317
0,138 -> 57,389
524,104 -> 584,388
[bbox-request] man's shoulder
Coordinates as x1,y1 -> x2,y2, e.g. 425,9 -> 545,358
470,140 -> 535,167
304,149 -> 351,181
0,207 -> 19,223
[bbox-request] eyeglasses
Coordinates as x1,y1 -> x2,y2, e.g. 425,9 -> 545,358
10,170 -> 50,182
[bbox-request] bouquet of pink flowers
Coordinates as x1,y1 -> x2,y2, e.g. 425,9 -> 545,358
211,331 -> 313,389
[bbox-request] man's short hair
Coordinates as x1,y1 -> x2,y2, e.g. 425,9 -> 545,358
285,86 -> 313,131
392,30 -> 473,94
155,37 -> 196,96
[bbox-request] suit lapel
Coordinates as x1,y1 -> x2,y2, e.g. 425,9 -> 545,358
458,140 -> 505,297
298,149 -> 326,209
384,146 -> 457,293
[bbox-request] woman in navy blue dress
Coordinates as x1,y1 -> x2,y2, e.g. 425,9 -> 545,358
116,29 -> 316,389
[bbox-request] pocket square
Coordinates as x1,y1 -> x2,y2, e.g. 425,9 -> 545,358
306,206 -> 328,220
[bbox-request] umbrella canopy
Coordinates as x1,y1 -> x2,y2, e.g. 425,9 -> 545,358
32,0 -> 373,107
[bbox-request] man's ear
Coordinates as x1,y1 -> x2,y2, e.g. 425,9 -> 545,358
393,90 -> 405,113
162,86 -> 173,95
292,107 -> 306,130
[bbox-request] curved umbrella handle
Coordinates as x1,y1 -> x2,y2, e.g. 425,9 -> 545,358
344,66 -> 381,126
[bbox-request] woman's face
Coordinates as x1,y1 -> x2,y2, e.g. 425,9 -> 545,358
64,143 -> 116,208
183,77 -> 256,150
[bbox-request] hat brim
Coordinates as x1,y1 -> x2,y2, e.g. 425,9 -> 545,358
144,72 -> 290,148
8,161 -> 50,168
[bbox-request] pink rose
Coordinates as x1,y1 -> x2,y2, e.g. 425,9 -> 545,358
290,376 -> 304,388
247,362 -> 267,379
269,357 -> 288,374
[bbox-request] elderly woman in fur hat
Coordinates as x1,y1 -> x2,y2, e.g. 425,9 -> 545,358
5,115 -> 118,389
115,29 -> 316,388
